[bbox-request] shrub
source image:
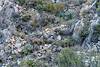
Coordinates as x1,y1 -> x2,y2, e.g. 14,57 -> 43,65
96,8 -> 100,13
16,0 -> 27,6
57,9 -> 77,20
73,0 -> 83,5
20,10 -> 32,22
31,38 -> 45,45
34,0 -> 47,11
21,14 -> 31,22
52,37 -> 75,47
80,29 -> 89,40
19,59 -> 47,67
94,24 -> 100,35
19,60 -> 38,67
62,37 -> 75,47
34,0 -> 64,13
97,2 -> 100,7
46,3 -> 64,13
20,44 -> 33,56
56,48 -> 81,67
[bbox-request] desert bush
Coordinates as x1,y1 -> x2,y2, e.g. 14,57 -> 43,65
20,44 -> 33,56
79,27 -> 89,40
19,59 -> 47,67
21,14 -> 31,22
16,0 -> 27,6
58,9 -> 77,20
19,60 -> 38,67
46,3 -> 64,13
52,37 -> 75,47
56,48 -> 82,67
34,0 -> 64,13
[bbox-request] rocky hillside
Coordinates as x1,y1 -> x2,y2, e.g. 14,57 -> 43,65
0,0 -> 100,67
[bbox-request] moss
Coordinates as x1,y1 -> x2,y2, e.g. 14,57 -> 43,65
56,48 -> 81,67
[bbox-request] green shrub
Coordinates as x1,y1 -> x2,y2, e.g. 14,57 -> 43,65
46,3 -> 64,13
52,37 -> 75,47
96,2 -> 100,16
17,0 -> 27,6
34,0 -> 64,13
96,8 -> 100,12
57,9 -> 77,20
80,29 -> 89,40
97,2 -> 100,6
17,0 -> 64,14
20,44 -> 33,56
19,59 -> 47,67
56,48 -> 81,67
19,60 -> 38,67
21,14 -> 31,22
94,24 -> 100,35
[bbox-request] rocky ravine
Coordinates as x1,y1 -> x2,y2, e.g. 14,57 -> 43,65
0,0 -> 100,67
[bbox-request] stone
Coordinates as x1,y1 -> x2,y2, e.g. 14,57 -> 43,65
57,35 -> 61,40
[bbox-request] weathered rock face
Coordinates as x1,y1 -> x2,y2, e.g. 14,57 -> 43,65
0,0 -> 18,44
71,0 -> 100,51
72,20 -> 84,42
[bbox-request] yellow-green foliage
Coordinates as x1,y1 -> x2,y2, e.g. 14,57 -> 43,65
56,48 -> 81,67
33,0 -> 64,13
46,3 -> 64,13
17,0 -> 64,13
19,60 -> 38,67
